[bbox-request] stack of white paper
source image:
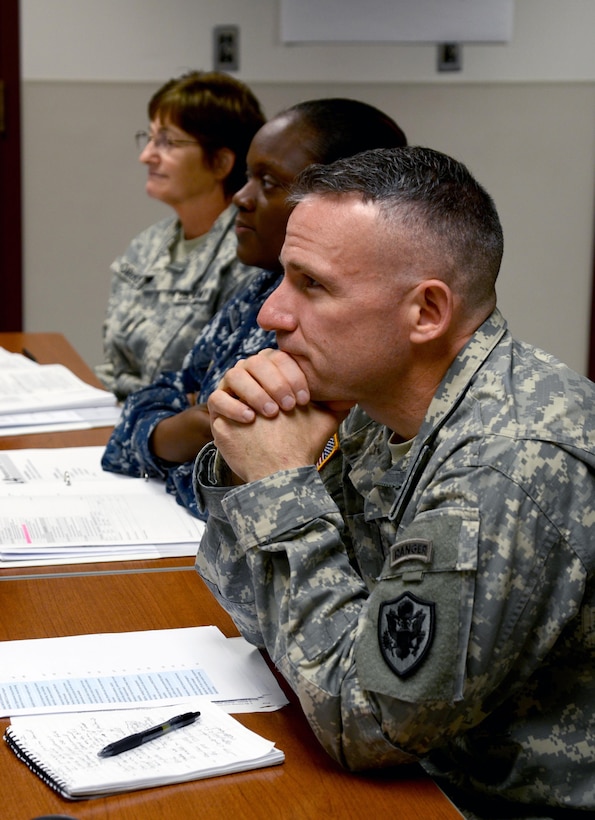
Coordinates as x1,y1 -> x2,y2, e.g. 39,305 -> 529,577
0,446 -> 203,566
0,347 -> 121,435
0,626 -> 288,716
1,627 -> 289,798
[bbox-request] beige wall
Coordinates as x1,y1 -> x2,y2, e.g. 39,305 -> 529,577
22,80 -> 595,375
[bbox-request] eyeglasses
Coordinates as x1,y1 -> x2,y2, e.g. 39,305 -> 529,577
135,130 -> 200,152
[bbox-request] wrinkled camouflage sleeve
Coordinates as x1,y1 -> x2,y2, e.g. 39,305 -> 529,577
194,432 -> 594,787
95,223 -> 159,396
194,443 -> 418,768
194,312 -> 595,811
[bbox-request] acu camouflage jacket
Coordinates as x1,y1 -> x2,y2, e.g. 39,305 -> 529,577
96,204 -> 260,400
194,308 -> 595,816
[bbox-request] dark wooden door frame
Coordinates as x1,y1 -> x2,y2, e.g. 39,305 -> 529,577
0,0 -> 23,330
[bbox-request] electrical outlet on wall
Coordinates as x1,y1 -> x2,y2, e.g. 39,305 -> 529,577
213,25 -> 240,72
437,42 -> 462,72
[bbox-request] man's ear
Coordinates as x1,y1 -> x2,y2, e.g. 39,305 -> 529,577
409,280 -> 453,344
212,147 -> 236,181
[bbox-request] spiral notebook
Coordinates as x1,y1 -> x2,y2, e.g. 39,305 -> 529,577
4,702 -> 284,800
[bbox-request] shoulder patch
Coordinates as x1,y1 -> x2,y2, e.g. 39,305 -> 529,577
389,538 -> 433,568
378,592 -> 435,678
317,434 -> 339,471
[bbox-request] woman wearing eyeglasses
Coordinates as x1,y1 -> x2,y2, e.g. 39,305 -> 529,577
95,71 -> 265,400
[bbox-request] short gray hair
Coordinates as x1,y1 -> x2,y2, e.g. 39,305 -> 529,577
289,146 -> 503,310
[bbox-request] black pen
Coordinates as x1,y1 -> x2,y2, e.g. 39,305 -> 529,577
21,347 -> 38,363
97,711 -> 201,758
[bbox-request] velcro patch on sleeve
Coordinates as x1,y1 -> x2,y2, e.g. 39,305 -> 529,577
390,539 -> 433,568
355,509 -> 479,703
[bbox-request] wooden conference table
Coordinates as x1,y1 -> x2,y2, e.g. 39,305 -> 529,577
0,333 -> 462,819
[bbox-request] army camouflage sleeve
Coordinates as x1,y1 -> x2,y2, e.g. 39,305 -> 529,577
95,275 -> 128,396
194,444 -> 419,768
194,430 -> 595,788
194,445 -> 266,645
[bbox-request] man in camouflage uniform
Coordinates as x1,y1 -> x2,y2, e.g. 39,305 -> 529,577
194,147 -> 595,818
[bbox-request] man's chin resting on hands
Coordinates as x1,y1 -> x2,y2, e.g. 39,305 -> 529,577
206,348 -> 350,484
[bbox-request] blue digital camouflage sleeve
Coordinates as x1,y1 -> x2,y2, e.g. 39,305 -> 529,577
102,267 -> 281,518
101,365 -> 201,515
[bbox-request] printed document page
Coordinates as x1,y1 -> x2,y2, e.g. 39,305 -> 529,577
0,627 -> 288,716
0,405 -> 122,436
0,445 -> 123,484
0,361 -> 116,414
0,347 -> 118,432
0,446 -> 203,564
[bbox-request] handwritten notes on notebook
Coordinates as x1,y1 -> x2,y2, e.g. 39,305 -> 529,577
4,702 -> 284,799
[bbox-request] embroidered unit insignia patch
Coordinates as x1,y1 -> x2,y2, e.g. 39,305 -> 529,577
389,538 -> 433,568
378,592 -> 435,678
